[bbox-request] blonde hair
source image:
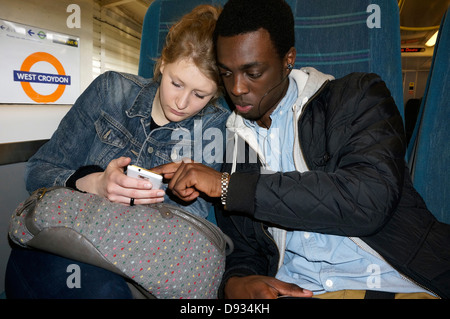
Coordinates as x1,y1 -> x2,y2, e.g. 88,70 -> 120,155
153,5 -> 223,101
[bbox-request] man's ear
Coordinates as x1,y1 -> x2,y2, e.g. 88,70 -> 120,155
285,47 -> 297,69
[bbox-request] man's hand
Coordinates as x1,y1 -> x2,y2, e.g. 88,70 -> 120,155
76,157 -> 165,205
152,160 -> 222,202
224,275 -> 313,299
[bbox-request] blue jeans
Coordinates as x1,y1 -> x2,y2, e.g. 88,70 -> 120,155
5,248 -> 133,299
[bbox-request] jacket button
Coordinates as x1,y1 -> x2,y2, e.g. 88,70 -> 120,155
147,146 -> 154,154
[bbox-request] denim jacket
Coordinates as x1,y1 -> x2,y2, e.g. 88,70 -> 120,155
26,71 -> 230,218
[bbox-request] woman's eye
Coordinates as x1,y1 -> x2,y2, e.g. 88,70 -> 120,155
195,94 -> 206,99
171,81 -> 181,88
194,92 -> 207,99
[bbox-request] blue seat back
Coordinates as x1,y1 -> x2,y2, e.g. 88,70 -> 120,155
407,9 -> 450,224
286,0 -> 403,118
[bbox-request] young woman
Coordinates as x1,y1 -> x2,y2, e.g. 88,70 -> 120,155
6,5 -> 229,299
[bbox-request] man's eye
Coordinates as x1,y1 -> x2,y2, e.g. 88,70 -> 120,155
248,72 -> 262,79
220,71 -> 232,78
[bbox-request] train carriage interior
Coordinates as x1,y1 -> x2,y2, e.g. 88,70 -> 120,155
0,0 -> 449,299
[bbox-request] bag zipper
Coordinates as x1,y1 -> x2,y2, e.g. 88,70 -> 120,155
16,187 -> 47,216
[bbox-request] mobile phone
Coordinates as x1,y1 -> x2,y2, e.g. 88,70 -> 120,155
126,165 -> 163,189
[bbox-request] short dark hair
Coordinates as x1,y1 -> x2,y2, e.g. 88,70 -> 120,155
213,0 -> 295,58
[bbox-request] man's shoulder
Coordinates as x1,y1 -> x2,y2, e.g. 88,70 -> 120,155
321,72 -> 396,121
323,72 -> 389,108
330,72 -> 384,90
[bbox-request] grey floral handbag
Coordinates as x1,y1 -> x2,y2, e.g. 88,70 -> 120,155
9,187 -> 233,299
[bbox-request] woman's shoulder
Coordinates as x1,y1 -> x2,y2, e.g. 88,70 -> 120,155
199,96 -> 232,124
206,96 -> 232,115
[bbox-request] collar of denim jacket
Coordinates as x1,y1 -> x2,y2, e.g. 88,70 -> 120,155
126,79 -> 159,119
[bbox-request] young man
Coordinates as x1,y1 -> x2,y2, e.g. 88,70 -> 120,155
154,0 -> 450,299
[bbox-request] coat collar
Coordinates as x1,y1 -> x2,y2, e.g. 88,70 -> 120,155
125,79 -> 159,119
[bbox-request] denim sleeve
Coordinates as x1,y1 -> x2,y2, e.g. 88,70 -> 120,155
25,73 -> 108,193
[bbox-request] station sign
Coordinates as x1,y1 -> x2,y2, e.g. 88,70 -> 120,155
0,19 -> 80,104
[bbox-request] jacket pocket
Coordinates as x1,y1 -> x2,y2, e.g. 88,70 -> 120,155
95,112 -> 130,148
92,112 -> 140,166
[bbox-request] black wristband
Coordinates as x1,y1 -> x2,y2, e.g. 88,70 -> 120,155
66,165 -> 104,191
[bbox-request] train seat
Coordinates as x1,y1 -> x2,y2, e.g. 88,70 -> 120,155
407,9 -> 450,224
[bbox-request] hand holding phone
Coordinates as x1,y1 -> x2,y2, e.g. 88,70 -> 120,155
126,165 -> 163,189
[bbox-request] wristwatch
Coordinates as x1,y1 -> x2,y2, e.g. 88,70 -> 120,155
220,172 -> 230,206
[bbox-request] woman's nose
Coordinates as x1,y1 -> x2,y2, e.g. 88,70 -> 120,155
176,91 -> 190,110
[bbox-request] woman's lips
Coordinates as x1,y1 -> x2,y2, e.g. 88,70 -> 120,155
235,104 -> 253,114
170,108 -> 185,117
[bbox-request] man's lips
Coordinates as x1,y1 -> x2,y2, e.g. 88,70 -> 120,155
234,104 -> 253,114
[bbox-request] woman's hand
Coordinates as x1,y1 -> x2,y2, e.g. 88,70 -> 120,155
75,157 -> 165,206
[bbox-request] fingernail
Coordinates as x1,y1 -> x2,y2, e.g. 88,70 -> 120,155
157,191 -> 165,197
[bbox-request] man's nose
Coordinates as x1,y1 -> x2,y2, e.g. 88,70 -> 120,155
230,74 -> 249,97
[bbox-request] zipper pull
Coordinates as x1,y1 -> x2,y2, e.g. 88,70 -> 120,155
16,187 -> 47,216
153,203 -> 173,219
